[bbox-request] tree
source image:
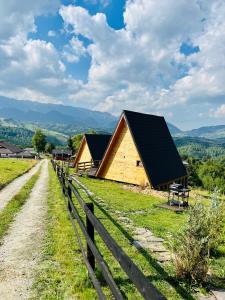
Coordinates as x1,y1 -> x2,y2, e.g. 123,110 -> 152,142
32,129 -> 46,153
45,142 -> 55,154
72,133 -> 83,153
67,136 -> 73,152
70,130 -> 97,153
88,129 -> 97,134
197,160 -> 225,193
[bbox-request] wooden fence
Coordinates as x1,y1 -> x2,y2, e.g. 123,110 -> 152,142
77,160 -> 101,171
51,160 -> 166,300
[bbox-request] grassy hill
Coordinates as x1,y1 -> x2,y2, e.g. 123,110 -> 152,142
0,118 -> 68,147
184,125 -> 225,139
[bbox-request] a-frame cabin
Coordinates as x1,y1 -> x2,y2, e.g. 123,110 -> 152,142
96,110 -> 187,189
74,134 -> 111,175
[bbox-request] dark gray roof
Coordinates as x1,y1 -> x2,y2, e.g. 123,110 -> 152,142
123,110 -> 187,188
85,134 -> 111,161
52,149 -> 72,155
0,141 -> 22,153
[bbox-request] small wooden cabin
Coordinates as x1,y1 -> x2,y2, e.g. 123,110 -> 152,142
96,110 -> 187,190
52,149 -> 72,161
74,134 -> 111,174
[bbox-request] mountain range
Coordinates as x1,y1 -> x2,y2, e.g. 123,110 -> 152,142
0,96 -> 224,158
0,96 -> 116,133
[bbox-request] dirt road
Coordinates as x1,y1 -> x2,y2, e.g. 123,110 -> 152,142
0,159 -> 48,299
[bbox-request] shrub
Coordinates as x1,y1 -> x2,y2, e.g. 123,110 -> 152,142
170,191 -> 224,284
207,190 -> 225,253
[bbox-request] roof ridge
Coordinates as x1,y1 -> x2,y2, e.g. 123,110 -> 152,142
123,109 -> 164,118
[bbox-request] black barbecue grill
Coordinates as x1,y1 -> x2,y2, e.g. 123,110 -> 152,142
168,183 -> 190,207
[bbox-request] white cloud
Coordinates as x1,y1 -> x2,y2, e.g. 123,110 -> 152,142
0,35 -> 82,103
0,0 -> 82,104
59,1 -> 225,127
62,36 -> 86,63
59,2 -> 202,110
0,0 -> 60,40
211,104 -> 225,118
84,0 -> 111,8
48,30 -> 56,37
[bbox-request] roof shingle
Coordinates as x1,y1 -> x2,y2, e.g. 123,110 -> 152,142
85,134 -> 111,161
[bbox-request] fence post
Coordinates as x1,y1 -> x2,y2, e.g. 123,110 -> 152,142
86,203 -> 95,270
62,171 -> 65,194
68,178 -> 72,213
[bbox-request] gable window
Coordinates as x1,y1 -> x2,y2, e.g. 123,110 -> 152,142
136,160 -> 143,167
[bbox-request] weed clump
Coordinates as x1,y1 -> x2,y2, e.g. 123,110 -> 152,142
170,190 -> 224,284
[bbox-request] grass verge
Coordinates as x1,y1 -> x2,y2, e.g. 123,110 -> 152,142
30,165 -> 98,300
0,167 -> 40,240
77,176 -> 225,295
0,158 -> 37,190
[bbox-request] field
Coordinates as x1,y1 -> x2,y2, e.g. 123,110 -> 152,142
76,176 -> 225,295
0,158 -> 37,189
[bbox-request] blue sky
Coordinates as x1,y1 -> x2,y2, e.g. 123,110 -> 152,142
28,0 -> 125,81
0,0 -> 225,129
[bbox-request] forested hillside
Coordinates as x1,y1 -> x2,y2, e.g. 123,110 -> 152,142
0,120 -> 67,147
174,137 -> 225,159
0,127 -> 33,147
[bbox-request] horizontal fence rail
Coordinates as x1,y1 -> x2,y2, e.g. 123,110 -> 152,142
51,159 -> 166,300
77,160 -> 101,171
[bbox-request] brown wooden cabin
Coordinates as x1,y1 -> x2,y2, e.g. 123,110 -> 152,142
96,110 -> 187,190
74,134 -> 111,175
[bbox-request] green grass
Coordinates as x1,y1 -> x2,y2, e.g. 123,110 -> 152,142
77,176 -> 225,295
68,177 -> 196,299
0,168 -> 40,240
78,177 -> 188,237
0,158 -> 37,190
30,165 -> 98,300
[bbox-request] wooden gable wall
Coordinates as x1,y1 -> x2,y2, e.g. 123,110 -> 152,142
97,117 -> 149,186
74,138 -> 92,167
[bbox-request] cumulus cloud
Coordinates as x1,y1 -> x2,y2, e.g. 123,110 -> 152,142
0,35 -> 82,102
0,0 -> 82,104
0,0 -> 84,104
62,36 -> 86,63
59,0 -> 225,127
59,2 -> 202,110
0,0 -> 60,40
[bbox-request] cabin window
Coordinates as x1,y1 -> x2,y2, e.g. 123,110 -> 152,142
136,160 -> 143,167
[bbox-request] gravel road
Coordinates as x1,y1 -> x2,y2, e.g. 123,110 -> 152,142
0,159 -> 48,299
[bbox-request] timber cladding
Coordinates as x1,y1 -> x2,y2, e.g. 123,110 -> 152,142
74,137 -> 92,167
97,110 -> 187,189
97,117 -> 149,186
